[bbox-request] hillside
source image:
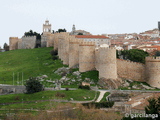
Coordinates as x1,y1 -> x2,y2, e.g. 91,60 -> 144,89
0,47 -> 66,85
0,47 -> 99,87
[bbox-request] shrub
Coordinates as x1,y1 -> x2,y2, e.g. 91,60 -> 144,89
65,87 -> 69,91
52,55 -> 58,60
78,85 -> 90,90
55,92 -> 66,98
25,77 -> 44,94
50,50 -> 58,56
50,50 -> 58,60
14,96 -> 20,101
82,101 -> 114,109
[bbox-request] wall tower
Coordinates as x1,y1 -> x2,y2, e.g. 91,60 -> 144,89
99,46 -> 117,79
79,41 -> 96,72
145,57 -> 160,88
43,20 -> 52,35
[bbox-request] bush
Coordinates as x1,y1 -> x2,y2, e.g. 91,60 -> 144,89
65,87 -> 69,91
78,85 -> 90,90
14,96 -> 20,101
50,50 -> 58,56
82,101 -> 114,109
50,50 -> 58,60
52,55 -> 58,60
55,92 -> 66,98
25,77 -> 44,94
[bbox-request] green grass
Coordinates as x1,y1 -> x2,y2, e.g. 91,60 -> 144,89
0,47 -> 99,87
100,92 -> 110,102
81,70 -> 99,83
0,47 -> 66,85
0,101 -> 56,110
0,89 -> 96,104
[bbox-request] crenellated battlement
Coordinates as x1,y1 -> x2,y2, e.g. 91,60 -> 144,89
99,46 -> 116,50
145,56 -> 160,62
117,59 -> 144,65
22,36 -> 36,38
9,37 -> 19,39
9,21 -> 160,88
69,38 -> 80,43
79,41 -> 95,46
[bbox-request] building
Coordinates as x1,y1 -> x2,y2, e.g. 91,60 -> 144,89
70,24 -> 91,35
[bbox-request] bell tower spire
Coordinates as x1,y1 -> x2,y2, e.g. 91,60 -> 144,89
43,19 -> 51,35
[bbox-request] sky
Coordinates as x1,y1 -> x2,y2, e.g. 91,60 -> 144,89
1,0 -> 160,47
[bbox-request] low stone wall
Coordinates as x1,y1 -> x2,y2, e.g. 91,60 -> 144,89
0,85 -> 26,94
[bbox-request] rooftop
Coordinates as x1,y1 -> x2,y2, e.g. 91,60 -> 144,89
75,35 -> 109,39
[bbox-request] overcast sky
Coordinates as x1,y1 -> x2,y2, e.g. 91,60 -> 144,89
1,0 -> 160,47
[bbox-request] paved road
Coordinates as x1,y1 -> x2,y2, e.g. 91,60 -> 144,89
97,89 -> 160,93
95,90 -> 107,102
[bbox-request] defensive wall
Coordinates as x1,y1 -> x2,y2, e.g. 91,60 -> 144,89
52,32 -> 160,88
9,37 -> 20,50
117,59 -> 145,82
9,36 -> 37,50
9,32 -> 160,88
145,57 -> 160,88
21,36 -> 36,49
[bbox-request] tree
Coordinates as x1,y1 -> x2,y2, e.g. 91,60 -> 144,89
24,30 -> 41,40
77,33 -> 83,35
145,97 -> 160,120
117,49 -> 149,63
155,51 -> 160,56
56,28 -> 67,33
25,77 -> 44,94
3,43 -> 9,51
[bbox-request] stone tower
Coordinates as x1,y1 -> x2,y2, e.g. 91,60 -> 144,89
99,46 -> 117,79
9,37 -> 19,50
145,57 -> 160,88
41,20 -> 52,47
43,20 -> 51,35
69,37 -> 82,68
158,21 -> 160,31
72,24 -> 76,32
79,41 -> 96,72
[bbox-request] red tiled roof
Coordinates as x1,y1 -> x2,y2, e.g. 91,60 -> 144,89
152,45 -> 160,50
75,35 -> 109,39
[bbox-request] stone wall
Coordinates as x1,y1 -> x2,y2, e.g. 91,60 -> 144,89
18,39 -> 22,49
9,37 -> 19,50
57,32 -> 70,65
21,36 -> 36,49
45,32 -> 160,88
99,47 -> 117,79
95,48 -> 100,71
69,37 -> 81,68
117,59 -> 145,82
0,85 -> 25,94
46,34 -> 54,47
79,41 -> 96,72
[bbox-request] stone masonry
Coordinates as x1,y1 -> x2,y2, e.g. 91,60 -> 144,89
52,32 -> 160,88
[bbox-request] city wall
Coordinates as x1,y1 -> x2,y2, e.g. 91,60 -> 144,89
9,32 -> 160,88
9,37 -> 19,50
117,59 -> 145,82
145,57 -> 160,88
52,32 -> 160,88
21,36 -> 36,49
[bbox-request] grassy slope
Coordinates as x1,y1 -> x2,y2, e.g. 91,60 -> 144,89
0,47 -> 99,86
0,89 -> 96,110
0,47 -> 66,85
0,89 -> 96,103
